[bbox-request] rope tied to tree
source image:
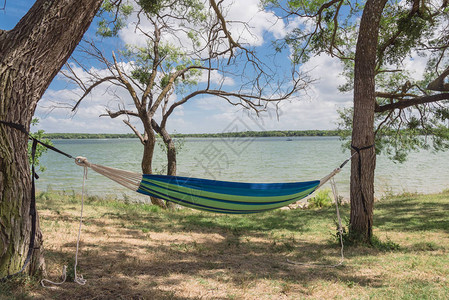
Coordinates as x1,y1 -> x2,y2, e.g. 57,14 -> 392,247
75,156 -> 92,168
351,144 -> 375,215
0,122 -> 39,282
0,120 -> 78,282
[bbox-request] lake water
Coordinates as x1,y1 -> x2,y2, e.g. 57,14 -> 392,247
37,137 -> 449,201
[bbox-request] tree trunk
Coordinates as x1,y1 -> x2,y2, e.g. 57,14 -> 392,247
141,129 -> 166,208
159,130 -> 177,176
350,0 -> 387,243
0,0 -> 103,278
141,134 -> 156,175
159,127 -> 177,210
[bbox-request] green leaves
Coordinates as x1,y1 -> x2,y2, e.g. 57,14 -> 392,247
123,40 -> 202,90
96,0 -> 134,37
269,0 -> 360,65
273,0 -> 449,163
138,0 -> 164,15
28,118 -> 53,173
378,4 -> 432,67
337,104 -> 449,163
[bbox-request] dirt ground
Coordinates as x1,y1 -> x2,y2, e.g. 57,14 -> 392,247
4,191 -> 449,299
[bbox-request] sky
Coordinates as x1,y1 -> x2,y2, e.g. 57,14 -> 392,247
0,0 -> 353,134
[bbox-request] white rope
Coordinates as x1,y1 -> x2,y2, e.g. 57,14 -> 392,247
318,168 -> 341,189
330,176 -> 345,266
73,165 -> 87,285
41,162 -> 88,287
40,266 -> 67,288
286,173 -> 345,268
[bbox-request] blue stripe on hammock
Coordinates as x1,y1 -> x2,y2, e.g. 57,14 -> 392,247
136,174 -> 320,214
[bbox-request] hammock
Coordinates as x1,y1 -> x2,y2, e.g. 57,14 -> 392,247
75,157 -> 343,214
0,120 -> 349,214
0,120 -> 350,284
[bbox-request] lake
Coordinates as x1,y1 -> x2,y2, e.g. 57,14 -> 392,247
37,137 -> 449,201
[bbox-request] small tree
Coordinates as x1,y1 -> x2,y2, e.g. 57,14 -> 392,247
63,0 -> 310,208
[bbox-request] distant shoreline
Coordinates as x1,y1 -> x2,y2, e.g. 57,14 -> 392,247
43,130 -> 343,139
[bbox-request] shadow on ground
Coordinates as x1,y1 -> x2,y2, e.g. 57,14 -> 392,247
27,191 -> 449,299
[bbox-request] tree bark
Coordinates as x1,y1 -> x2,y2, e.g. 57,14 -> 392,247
159,129 -> 177,177
0,0 -> 103,277
141,134 -> 156,175
350,0 -> 387,243
158,127 -> 177,210
149,120 -> 177,209
141,128 -> 166,208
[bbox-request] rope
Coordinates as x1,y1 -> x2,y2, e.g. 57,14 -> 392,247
0,137 -> 38,282
0,120 -> 74,159
317,151 -> 357,189
287,153 -> 351,268
351,144 -> 375,215
41,163 -> 88,287
286,176 -> 345,268
74,165 -> 88,285
40,267 -> 67,288
330,177 -> 345,266
318,168 -> 341,189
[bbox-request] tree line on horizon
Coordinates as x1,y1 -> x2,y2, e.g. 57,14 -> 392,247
42,127 -> 448,140
42,130 -> 343,139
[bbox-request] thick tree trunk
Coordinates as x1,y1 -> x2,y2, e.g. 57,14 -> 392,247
0,0 -> 103,278
350,0 -> 387,243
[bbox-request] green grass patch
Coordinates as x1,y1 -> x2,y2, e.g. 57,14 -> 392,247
2,189 -> 448,299
307,189 -> 333,208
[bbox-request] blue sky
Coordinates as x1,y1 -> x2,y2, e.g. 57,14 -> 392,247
1,0 -> 353,134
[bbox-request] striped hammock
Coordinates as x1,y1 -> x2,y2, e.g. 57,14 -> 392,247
75,156 -> 342,214
137,174 -> 321,214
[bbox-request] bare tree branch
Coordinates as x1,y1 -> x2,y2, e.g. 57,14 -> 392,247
112,51 -> 142,111
209,0 -> 240,59
148,65 -> 211,116
63,62 -> 87,90
70,76 -> 117,111
141,19 -> 161,110
100,109 -> 139,118
374,109 -> 394,136
375,91 -> 419,99
123,119 -> 146,144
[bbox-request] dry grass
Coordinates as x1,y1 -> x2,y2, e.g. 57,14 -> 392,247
1,190 -> 449,299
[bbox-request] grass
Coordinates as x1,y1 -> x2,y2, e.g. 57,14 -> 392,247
1,190 -> 448,299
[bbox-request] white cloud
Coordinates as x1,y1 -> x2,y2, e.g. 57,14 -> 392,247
36,51 -> 351,134
199,69 -> 235,86
223,0 -> 286,46
402,51 -> 429,82
119,0 -> 287,51
34,1 -> 352,134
